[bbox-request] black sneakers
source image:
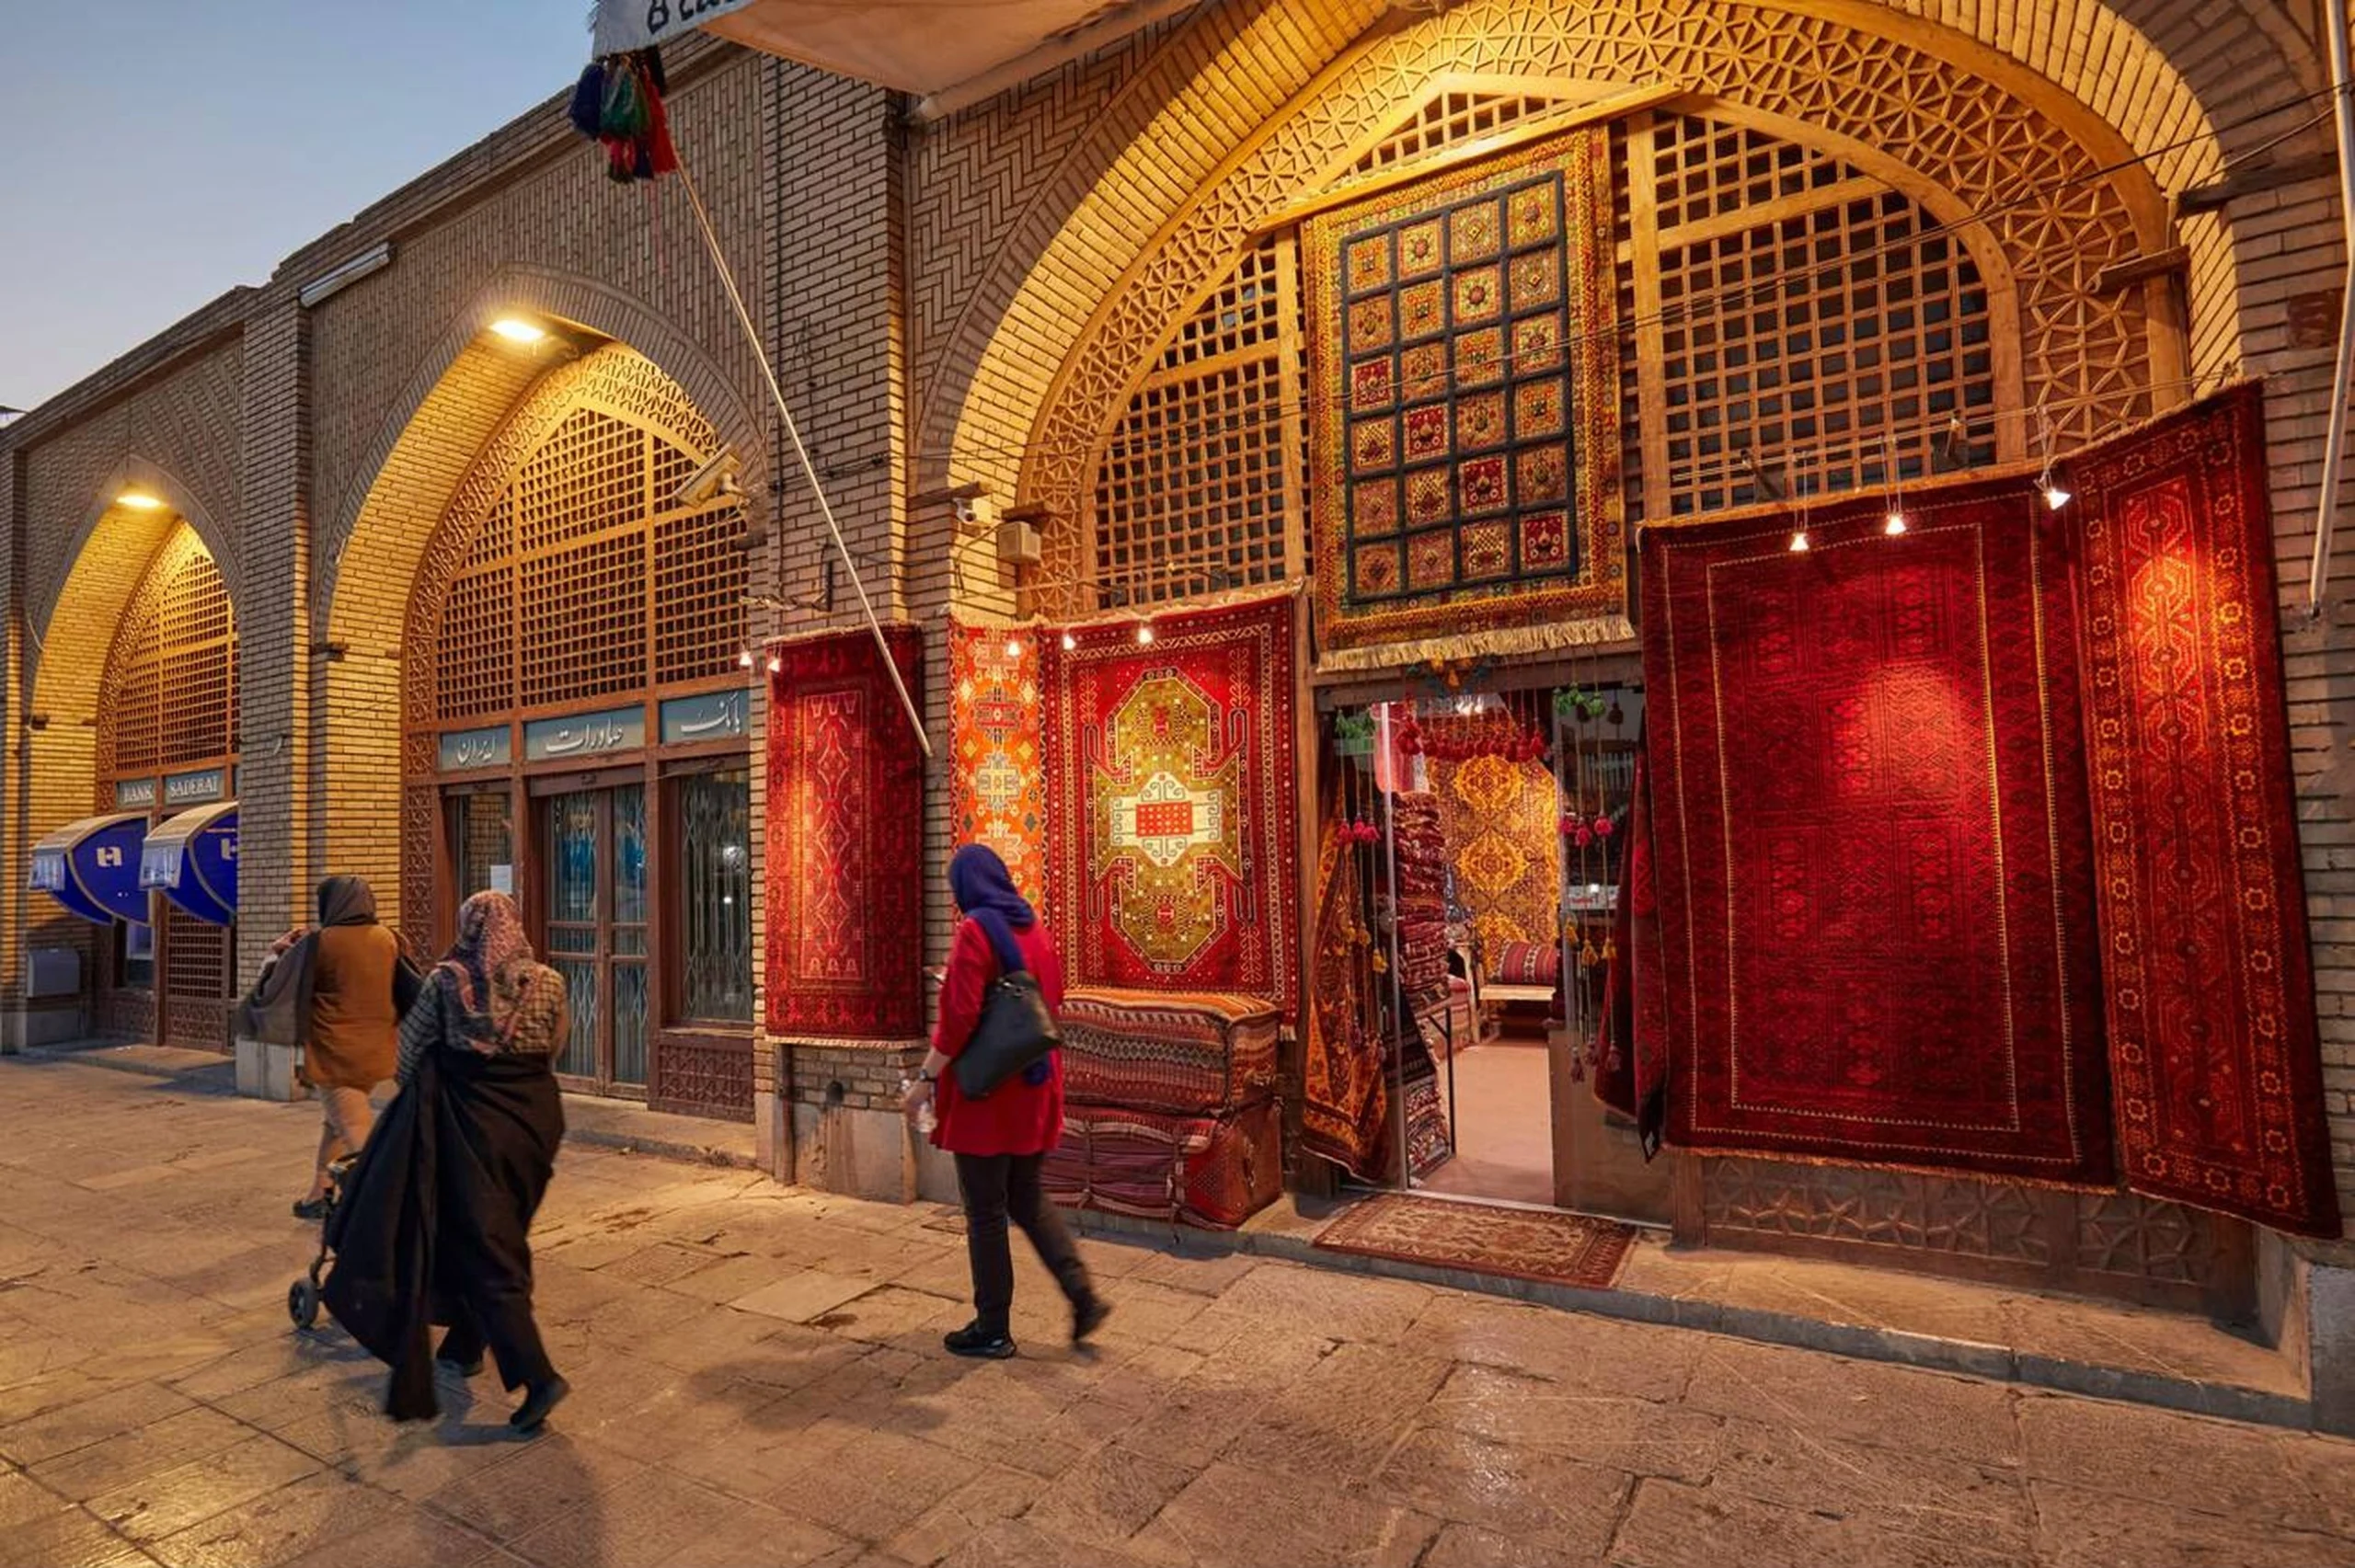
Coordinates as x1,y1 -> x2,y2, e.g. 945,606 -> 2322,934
292,1196 -> 329,1221
943,1322 -> 1017,1360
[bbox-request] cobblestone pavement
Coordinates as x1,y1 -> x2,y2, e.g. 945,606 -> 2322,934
3,1058 -> 2353,1568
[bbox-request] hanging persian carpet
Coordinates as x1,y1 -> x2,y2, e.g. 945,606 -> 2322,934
1303,125 -> 1626,670
947,621 -> 1047,903
1640,477 -> 2113,1184
1592,744 -> 1667,1156
1301,807 -> 1388,1180
1042,590 -> 1299,1010
2072,385 -> 2339,1235
766,626 -> 927,1039
1424,712 -> 1564,979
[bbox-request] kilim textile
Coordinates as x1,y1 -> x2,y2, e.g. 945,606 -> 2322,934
1058,986 -> 1280,1116
1640,478 -> 2113,1183
1429,736 -> 1564,980
1042,1096 -> 1283,1230
1491,941 -> 1560,989
947,621 -> 1047,902
1302,816 -> 1389,1181
1042,591 -> 1299,1011
2073,386 -> 2339,1235
765,626 -> 926,1039
1401,1028 -> 1453,1178
1315,1194 -> 1635,1290
1393,790 -> 1451,1005
1304,126 -> 1626,668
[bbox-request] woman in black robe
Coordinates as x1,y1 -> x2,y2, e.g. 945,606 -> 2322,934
325,890 -> 570,1432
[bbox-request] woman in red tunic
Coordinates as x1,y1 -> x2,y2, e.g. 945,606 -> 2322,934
902,844 -> 1109,1358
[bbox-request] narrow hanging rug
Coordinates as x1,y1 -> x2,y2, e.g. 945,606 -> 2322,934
1041,591 -> 1300,1011
2072,385 -> 2340,1235
1592,743 -> 1667,1156
766,626 -> 927,1039
1300,811 -> 1389,1181
947,621 -> 1048,903
1640,476 -> 2115,1184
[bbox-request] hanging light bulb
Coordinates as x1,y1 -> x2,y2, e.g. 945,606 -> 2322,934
2035,405 -> 2071,510
1879,435 -> 1906,535
2041,470 -> 2074,510
1134,621 -> 1155,647
1004,635 -> 1023,661
766,652 -> 783,675
738,648 -> 756,670
1060,630 -> 1077,652
1788,528 -> 1810,553
1883,508 -> 1908,536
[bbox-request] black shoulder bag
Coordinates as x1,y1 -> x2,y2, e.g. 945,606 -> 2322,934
950,919 -> 1062,1100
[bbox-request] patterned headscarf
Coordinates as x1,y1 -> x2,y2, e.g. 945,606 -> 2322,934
434,891 -> 563,1054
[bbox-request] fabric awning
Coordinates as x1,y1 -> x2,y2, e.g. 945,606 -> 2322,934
139,802 -> 238,926
593,0 -> 1178,97
29,813 -> 150,925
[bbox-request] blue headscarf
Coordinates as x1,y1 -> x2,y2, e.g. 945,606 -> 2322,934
949,843 -> 1035,976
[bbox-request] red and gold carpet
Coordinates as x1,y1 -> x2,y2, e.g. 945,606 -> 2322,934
1314,1194 -> 1636,1290
1303,126 -> 1626,668
1042,590 -> 1299,1011
947,620 -> 1047,902
1640,476 -> 2114,1184
2073,385 -> 2339,1235
1427,726 -> 1564,978
1301,813 -> 1389,1180
765,625 -> 926,1039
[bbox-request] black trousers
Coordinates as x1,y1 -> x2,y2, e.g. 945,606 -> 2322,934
435,1248 -> 557,1392
955,1151 -> 1094,1337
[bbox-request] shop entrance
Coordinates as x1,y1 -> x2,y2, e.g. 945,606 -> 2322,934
538,778 -> 649,1094
1326,671 -> 1666,1222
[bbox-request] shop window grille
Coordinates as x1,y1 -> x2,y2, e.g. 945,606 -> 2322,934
428,403 -> 745,721
163,905 -> 227,1002
1352,93 -> 1564,177
1089,237 -> 1301,610
98,540 -> 236,782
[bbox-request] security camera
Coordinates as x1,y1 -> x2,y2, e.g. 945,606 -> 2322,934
953,495 -> 999,531
674,448 -> 741,507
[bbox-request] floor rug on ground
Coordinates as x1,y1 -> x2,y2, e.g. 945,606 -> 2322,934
766,625 -> 927,1039
1640,475 -> 2114,1184
2073,385 -> 2340,1236
1314,1194 -> 1636,1290
1042,589 -> 1299,1010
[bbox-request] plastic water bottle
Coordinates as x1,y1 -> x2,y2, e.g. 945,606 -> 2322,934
902,1078 -> 936,1137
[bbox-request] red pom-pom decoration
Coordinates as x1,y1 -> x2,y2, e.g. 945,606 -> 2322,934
1594,816 -> 1615,838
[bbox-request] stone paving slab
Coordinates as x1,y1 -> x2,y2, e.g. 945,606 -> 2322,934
1,1056 -> 2353,1567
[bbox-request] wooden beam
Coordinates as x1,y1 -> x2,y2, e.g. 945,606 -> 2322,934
2175,151 -> 2342,214
2093,246 -> 2191,296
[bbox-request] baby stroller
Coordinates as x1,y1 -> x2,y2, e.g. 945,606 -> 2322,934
288,1150 -> 362,1330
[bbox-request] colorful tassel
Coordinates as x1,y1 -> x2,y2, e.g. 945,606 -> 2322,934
572,48 -> 680,185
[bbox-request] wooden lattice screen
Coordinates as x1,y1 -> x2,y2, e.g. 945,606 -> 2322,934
1087,236 -> 1304,610
431,407 -> 746,723
1081,105 -> 2016,606
99,541 -> 239,779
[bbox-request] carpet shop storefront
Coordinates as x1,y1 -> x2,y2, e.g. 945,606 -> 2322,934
6,0 -> 2355,1400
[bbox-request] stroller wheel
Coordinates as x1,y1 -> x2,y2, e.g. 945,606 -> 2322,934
289,1277 -> 320,1330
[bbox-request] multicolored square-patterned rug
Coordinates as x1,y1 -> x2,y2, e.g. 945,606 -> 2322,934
1314,1194 -> 1636,1290
2073,385 -> 2339,1235
947,620 -> 1047,903
1042,591 -> 1299,1011
1640,477 -> 2114,1184
1304,125 -> 1626,668
765,625 -> 926,1039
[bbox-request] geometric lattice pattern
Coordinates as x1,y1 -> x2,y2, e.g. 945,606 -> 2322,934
98,529 -> 238,781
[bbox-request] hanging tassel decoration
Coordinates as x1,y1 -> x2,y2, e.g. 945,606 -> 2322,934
573,47 -> 680,184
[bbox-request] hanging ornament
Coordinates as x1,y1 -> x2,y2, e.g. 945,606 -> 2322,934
570,47 -> 680,183
1592,814 -> 1614,838
1574,826 -> 1594,849
1558,813 -> 1578,837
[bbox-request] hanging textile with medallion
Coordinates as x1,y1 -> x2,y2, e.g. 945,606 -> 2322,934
766,626 -> 927,1039
1042,591 -> 1298,1011
1303,126 -> 1626,670
1424,713 -> 1564,980
948,621 -> 1048,902
2071,385 -> 2339,1236
1640,477 -> 2114,1184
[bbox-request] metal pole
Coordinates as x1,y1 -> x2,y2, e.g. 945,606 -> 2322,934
673,158 -> 932,758
2307,0 -> 2355,620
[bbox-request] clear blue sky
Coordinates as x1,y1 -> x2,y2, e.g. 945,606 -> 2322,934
4,1 -> 595,413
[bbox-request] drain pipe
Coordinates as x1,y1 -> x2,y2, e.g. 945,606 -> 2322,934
2307,0 -> 2355,619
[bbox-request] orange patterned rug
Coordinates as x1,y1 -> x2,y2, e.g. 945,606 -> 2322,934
1315,1194 -> 1635,1290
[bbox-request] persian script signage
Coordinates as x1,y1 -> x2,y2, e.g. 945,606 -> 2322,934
523,707 -> 646,764
660,690 -> 750,746
438,727 -> 513,773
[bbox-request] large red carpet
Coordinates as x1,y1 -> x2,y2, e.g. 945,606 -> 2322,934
1639,477 -> 2114,1184
947,620 -> 1047,902
766,625 -> 927,1039
2073,387 -> 2340,1235
1041,591 -> 1299,1010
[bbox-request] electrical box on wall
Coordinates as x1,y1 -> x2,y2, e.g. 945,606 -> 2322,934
995,517 -> 1042,567
28,949 -> 80,999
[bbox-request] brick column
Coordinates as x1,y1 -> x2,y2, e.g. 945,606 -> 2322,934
0,444 -> 25,1050
236,294 -> 312,979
